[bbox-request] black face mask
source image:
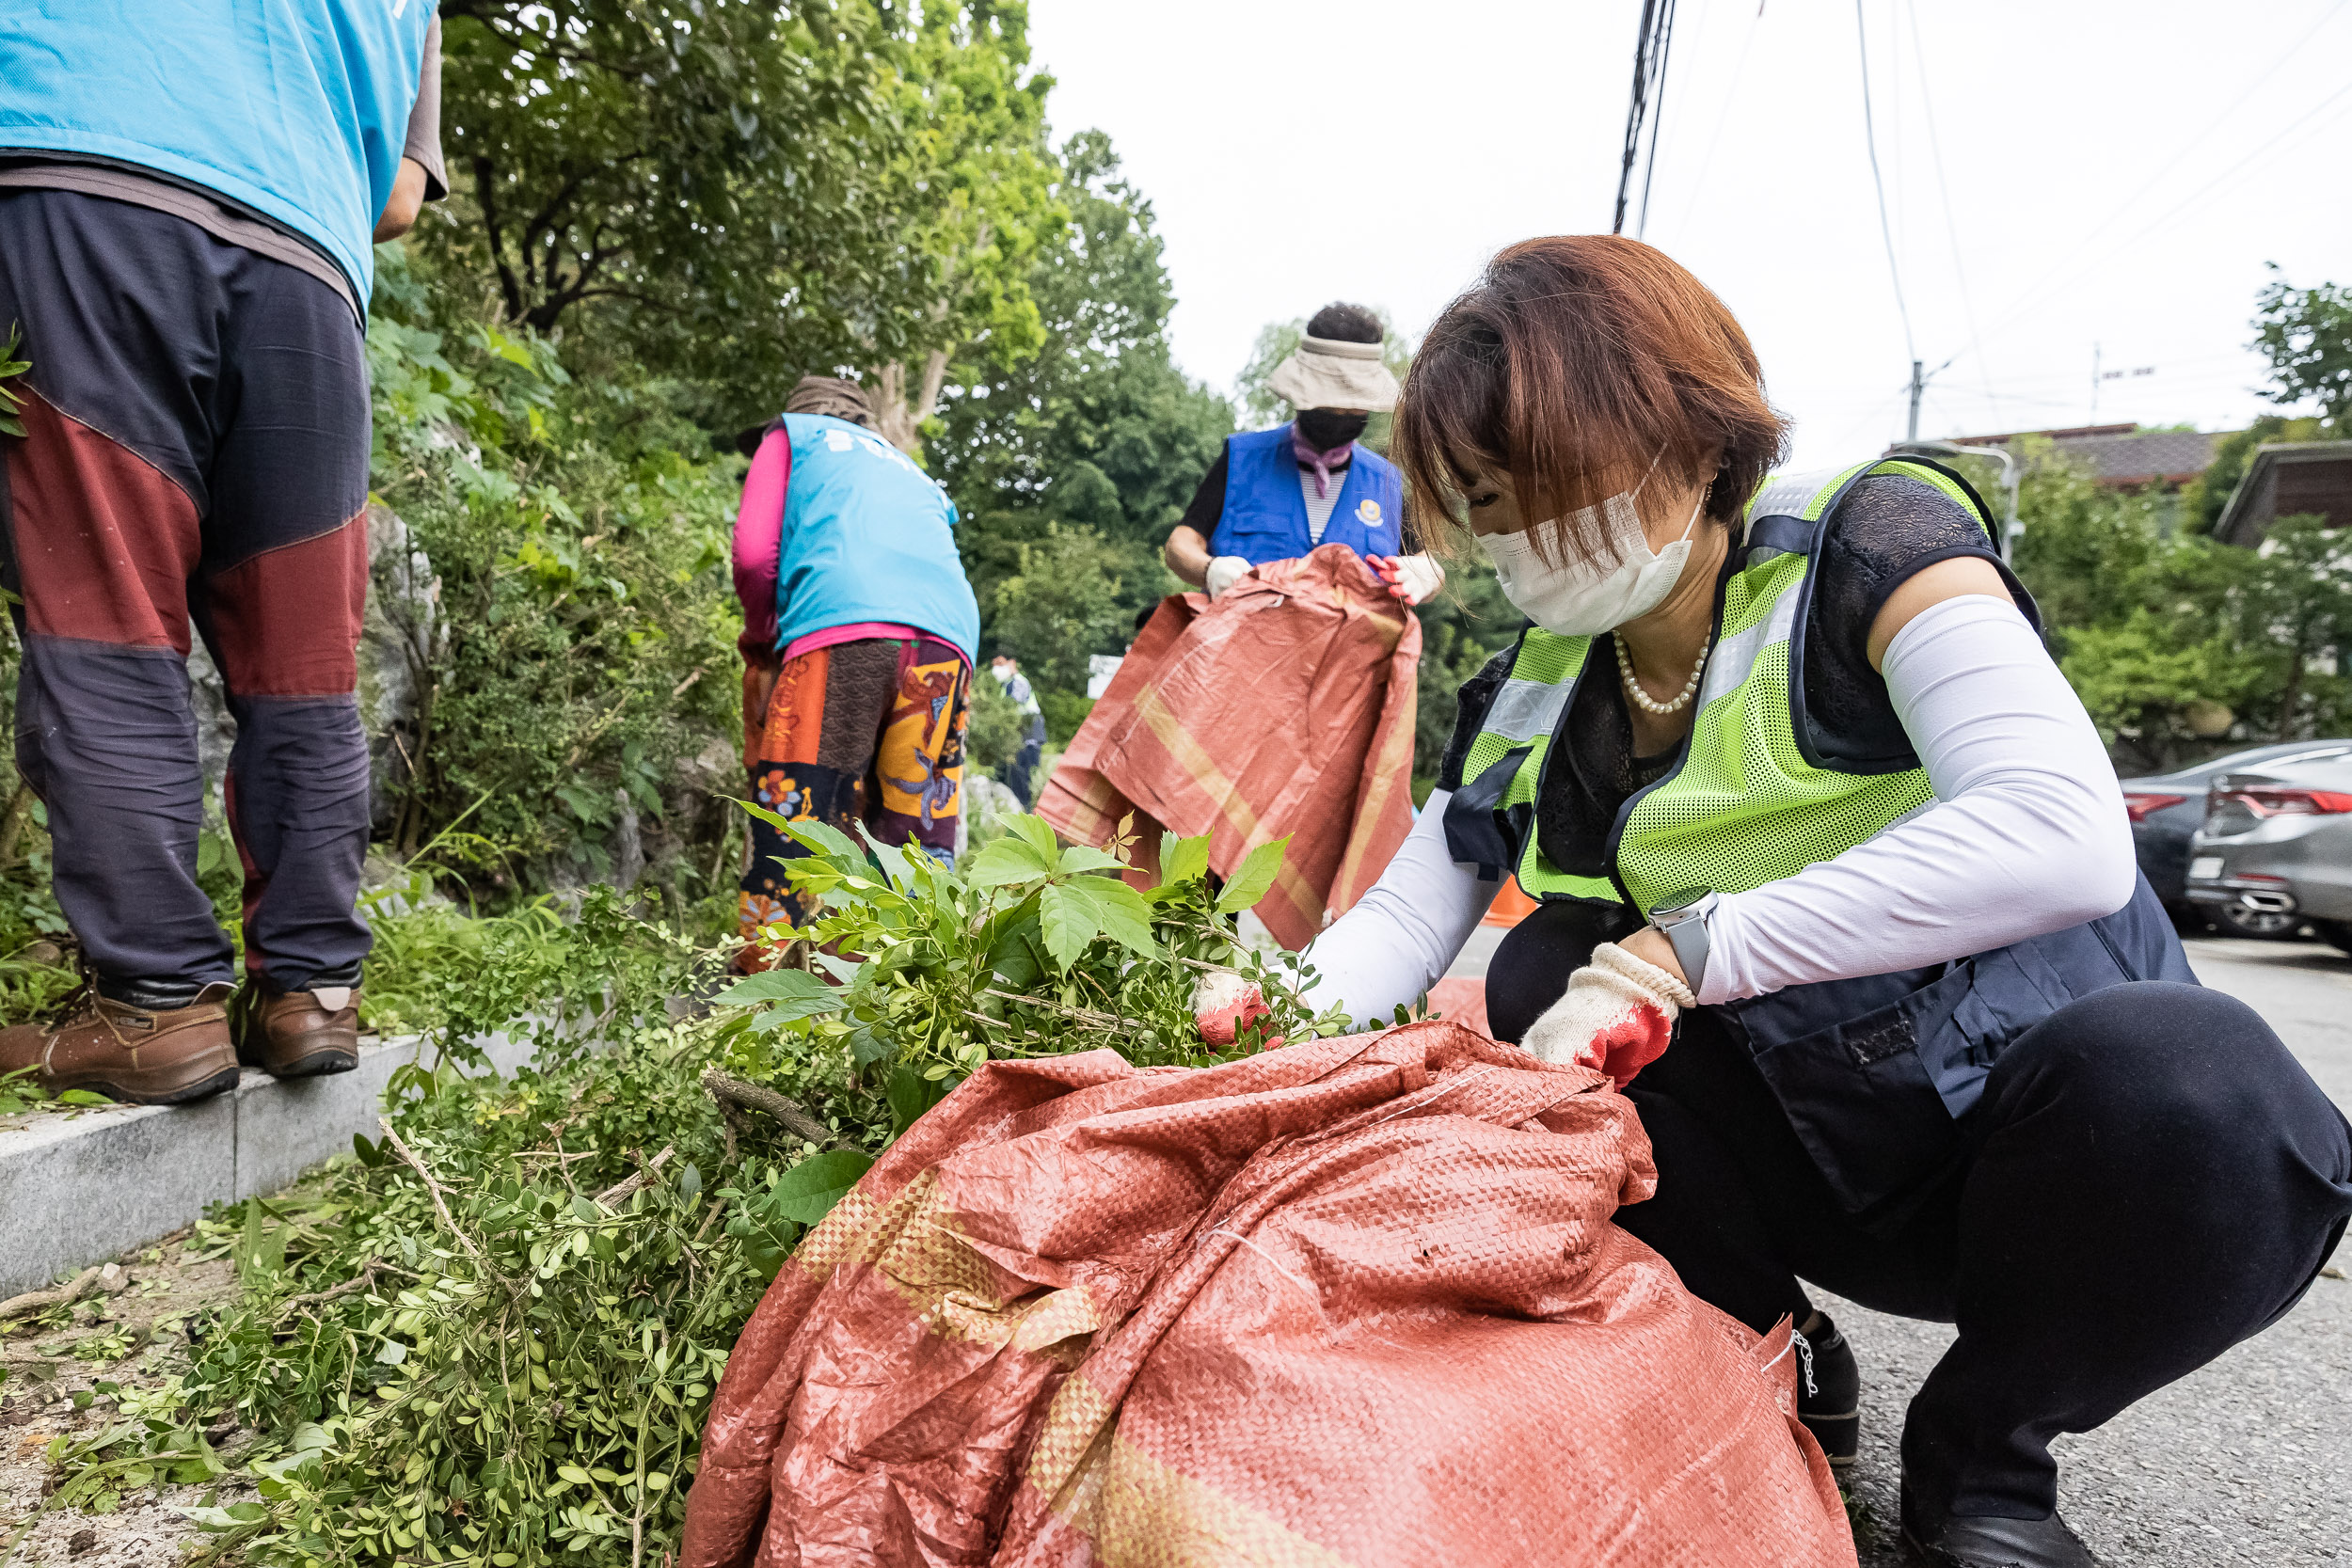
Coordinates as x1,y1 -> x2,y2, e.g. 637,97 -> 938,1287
1295,408 -> 1370,451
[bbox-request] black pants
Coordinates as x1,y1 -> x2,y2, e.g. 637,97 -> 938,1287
0,190 -> 373,999
1490,913 -> 2352,1520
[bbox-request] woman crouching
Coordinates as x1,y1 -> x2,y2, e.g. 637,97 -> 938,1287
1299,235 -> 2352,1568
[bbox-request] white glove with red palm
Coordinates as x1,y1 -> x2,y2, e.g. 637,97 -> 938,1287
1192,969 -> 1276,1049
1520,942 -> 1695,1088
1371,552 -> 1446,606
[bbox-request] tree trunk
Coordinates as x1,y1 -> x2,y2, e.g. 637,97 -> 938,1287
2277,644 -> 2307,740
867,348 -> 950,456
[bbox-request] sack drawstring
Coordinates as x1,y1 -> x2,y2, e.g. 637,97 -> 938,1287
1790,1328 -> 1818,1397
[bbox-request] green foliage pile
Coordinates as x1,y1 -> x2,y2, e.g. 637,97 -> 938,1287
723,807 -> 1348,1136
42,817 -> 1356,1567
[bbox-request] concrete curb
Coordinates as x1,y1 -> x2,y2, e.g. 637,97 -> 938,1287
0,1029 -> 544,1299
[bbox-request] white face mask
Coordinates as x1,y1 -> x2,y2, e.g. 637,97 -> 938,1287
1480,466 -> 1705,637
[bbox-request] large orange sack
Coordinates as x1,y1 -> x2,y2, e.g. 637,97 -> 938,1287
1036,544 -> 1420,950
680,1024 -> 1853,1568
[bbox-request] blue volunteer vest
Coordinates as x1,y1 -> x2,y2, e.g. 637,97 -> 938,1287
1208,425 -> 1404,564
772,414 -> 980,664
0,0 -> 433,309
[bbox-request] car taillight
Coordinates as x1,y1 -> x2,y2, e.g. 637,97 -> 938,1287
2210,785 -> 2352,820
2122,792 -> 2186,824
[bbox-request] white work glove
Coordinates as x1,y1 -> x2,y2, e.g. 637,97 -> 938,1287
1192,969 -> 1276,1049
1372,552 -> 1446,606
1204,555 -> 1253,600
1520,942 -> 1694,1088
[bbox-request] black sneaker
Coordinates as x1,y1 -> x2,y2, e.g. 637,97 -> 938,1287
1793,1311 -> 1859,1474
1900,1482 -> 2104,1567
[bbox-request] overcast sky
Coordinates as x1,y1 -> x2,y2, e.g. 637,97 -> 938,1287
1025,0 -> 2352,470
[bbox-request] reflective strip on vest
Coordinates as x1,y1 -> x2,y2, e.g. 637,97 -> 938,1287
1455,630 -> 1622,906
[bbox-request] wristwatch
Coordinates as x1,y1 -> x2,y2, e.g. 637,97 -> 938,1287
1648,890 -> 1720,997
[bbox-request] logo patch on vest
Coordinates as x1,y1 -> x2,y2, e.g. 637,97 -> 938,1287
1357,499 -> 1382,525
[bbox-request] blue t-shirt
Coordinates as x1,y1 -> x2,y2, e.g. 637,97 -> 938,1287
0,0 -> 434,309
774,414 -> 980,663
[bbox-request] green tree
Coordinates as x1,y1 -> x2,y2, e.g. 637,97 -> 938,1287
2236,515 -> 2352,738
988,524 -> 1133,695
429,1 -> 1059,437
2179,414 -> 2326,535
931,130 -> 1233,663
2253,266 -> 2352,435
862,5 -> 1060,453
433,2 -> 898,352
2010,436 -> 2165,631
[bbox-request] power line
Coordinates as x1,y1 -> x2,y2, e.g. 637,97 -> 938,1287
1613,0 -> 1678,235
1853,0 -> 1915,364
1906,0 -> 1990,405
1943,0 -> 2349,368
1956,74 -> 2352,358
1635,0 -> 1679,237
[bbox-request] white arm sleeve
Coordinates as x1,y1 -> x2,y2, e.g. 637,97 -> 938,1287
1296,792 -> 1500,1027
1698,594 -> 2137,1005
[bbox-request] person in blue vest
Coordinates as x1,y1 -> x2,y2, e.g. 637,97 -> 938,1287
1164,303 -> 1446,608
0,3 -> 446,1104
730,376 -> 979,967
1295,238 -> 2350,1567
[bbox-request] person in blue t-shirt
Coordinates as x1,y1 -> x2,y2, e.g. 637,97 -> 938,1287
0,3 -> 445,1104
1163,303 -> 1446,609
729,376 -> 981,966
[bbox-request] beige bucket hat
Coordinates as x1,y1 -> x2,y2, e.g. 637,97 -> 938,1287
1266,335 -> 1401,412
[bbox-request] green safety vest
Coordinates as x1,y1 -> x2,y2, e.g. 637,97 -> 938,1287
1446,457 -> 2195,1221
1448,458 -> 1998,916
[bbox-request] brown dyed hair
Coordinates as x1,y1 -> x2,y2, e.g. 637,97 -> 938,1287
1391,236 -> 1788,562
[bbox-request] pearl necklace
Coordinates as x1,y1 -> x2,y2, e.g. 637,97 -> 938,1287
1613,631 -> 1711,716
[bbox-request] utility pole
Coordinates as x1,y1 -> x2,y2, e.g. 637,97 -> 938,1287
1906,358 -> 1924,443
2090,341 -> 2101,419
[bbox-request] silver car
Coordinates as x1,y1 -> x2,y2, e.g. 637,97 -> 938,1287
2185,752 -> 2352,953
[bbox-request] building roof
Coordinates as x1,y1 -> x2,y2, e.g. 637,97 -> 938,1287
2213,441 -> 2352,546
1952,424 -> 2227,487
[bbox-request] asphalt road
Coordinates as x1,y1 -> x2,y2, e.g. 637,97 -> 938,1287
1447,929 -> 2352,1564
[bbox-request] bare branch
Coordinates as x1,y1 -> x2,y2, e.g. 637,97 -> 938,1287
378,1116 -> 496,1276
593,1146 -> 675,1208
0,1262 -> 127,1323
701,1069 -> 851,1151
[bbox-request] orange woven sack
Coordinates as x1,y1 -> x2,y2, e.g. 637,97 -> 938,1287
1036,544 -> 1420,950
681,1025 -> 1853,1568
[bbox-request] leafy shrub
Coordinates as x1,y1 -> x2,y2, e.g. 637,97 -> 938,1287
47,815 -> 1362,1566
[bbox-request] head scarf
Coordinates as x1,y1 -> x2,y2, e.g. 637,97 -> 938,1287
1291,424 -> 1356,499
784,374 -> 876,429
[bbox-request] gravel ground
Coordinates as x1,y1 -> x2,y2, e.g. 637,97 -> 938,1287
0,1235 -> 249,1568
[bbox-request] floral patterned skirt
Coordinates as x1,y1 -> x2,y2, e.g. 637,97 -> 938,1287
737,635 -> 969,950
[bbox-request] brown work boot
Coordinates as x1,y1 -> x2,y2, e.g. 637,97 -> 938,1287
0,985 -> 239,1105
230,978 -> 361,1078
